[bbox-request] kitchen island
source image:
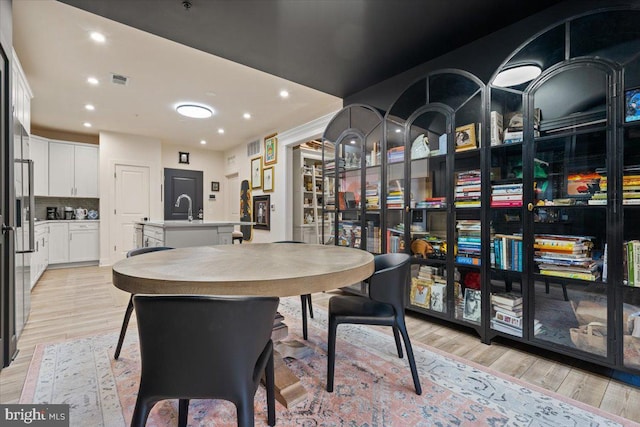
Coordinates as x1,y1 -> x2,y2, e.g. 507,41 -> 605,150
135,220 -> 252,248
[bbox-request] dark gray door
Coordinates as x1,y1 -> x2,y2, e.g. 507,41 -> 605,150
164,168 -> 203,220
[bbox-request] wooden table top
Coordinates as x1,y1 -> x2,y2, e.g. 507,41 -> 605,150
112,243 -> 375,297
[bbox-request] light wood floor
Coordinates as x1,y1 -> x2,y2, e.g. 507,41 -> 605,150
1,265 -> 640,423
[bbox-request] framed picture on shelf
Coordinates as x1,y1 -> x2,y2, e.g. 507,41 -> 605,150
625,87 -> 640,123
264,133 -> 278,165
462,288 -> 481,323
263,166 -> 274,192
251,156 -> 262,189
455,123 -> 477,152
410,278 -> 430,309
252,195 -> 270,230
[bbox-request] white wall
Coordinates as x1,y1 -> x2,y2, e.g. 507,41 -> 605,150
99,131 -> 163,266
223,111 -> 337,243
160,143 -> 226,221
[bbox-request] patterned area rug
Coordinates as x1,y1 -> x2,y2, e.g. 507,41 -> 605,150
21,297 -> 637,427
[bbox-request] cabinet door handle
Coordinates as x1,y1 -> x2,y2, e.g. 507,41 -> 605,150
527,203 -> 534,212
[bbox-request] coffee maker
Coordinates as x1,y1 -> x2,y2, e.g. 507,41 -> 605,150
46,207 -> 58,220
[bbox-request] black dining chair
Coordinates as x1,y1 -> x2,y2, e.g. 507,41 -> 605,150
326,252 -> 422,395
113,246 -> 174,360
130,295 -> 279,427
273,240 -> 314,340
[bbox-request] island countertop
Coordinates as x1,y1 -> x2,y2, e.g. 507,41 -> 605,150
137,220 -> 252,228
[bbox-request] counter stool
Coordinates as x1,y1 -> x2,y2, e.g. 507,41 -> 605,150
232,230 -> 243,244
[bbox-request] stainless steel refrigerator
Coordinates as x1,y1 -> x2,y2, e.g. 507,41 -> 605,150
13,122 -> 34,338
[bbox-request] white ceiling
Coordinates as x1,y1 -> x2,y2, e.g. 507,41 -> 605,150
12,0 -> 342,151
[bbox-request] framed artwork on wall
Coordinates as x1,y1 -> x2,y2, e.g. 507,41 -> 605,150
263,167 -> 274,192
264,133 -> 278,165
251,156 -> 262,189
211,181 -> 220,192
179,151 -> 190,164
253,195 -> 270,230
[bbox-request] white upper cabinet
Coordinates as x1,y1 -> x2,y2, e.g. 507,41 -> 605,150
30,136 -> 48,196
48,140 -> 99,197
12,48 -> 32,133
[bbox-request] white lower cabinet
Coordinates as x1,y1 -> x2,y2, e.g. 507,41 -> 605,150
48,222 -> 69,264
69,223 -> 99,262
49,221 -> 99,265
30,223 -> 49,288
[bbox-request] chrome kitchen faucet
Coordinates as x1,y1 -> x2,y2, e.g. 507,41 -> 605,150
175,194 -> 193,221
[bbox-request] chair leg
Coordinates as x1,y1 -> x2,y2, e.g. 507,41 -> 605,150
265,348 -> 276,426
326,315 -> 338,392
131,395 -> 156,427
397,319 -> 422,395
236,394 -> 255,427
392,326 -> 404,359
300,295 -> 309,340
114,296 -> 134,360
178,399 -> 189,427
306,294 -> 314,319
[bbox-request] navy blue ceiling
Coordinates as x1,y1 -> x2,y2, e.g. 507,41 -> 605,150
58,0 -> 564,98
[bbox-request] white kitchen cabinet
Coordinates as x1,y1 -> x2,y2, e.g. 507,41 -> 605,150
48,222 -> 69,264
48,141 -> 98,197
30,136 -> 49,196
30,223 -> 49,288
69,222 -> 99,262
12,49 -> 32,133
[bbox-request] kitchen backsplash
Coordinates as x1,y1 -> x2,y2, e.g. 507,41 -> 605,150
35,197 -> 99,221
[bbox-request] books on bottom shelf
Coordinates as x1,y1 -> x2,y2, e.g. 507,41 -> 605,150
490,319 -> 522,337
491,292 -> 523,308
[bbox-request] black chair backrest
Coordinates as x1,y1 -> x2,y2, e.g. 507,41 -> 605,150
273,241 -> 304,244
126,246 -> 174,258
368,253 -> 411,309
133,295 -> 279,397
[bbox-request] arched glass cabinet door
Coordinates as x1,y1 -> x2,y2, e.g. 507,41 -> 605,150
385,70 -> 484,327
322,104 -> 384,262
526,61 -> 614,359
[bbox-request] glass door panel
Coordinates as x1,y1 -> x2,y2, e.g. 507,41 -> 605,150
530,65 -> 609,357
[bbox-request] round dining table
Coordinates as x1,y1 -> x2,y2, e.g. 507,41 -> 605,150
112,242 -> 375,408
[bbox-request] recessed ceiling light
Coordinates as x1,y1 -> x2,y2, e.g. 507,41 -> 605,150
493,65 -> 542,87
175,103 -> 214,119
350,140 -> 356,144
243,113 -> 251,119
279,90 -> 289,98
200,140 -> 207,145
83,122 -> 92,128
85,104 -> 95,111
90,32 -> 106,43
87,77 -> 99,85
395,129 -> 401,133
217,128 -> 225,134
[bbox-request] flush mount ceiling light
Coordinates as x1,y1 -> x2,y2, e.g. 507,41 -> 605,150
85,104 -> 95,111
279,90 -> 289,99
200,140 -> 207,145
90,32 -> 106,43
217,128 -> 224,134
175,103 -> 213,119
87,77 -> 99,85
243,113 -> 251,119
493,65 -> 542,87
83,122 -> 92,128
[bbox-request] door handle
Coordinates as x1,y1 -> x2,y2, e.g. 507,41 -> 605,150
1,223 -> 13,234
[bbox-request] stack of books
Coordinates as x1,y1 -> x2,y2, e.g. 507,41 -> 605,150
491,183 -> 523,207
491,292 -> 523,337
386,179 -> 404,209
387,146 -> 405,163
623,168 -> 640,205
365,183 -> 380,210
493,234 -> 523,271
456,220 -> 481,265
624,240 -> 640,286
534,234 -> 599,281
416,197 -> 446,209
455,170 -> 481,208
